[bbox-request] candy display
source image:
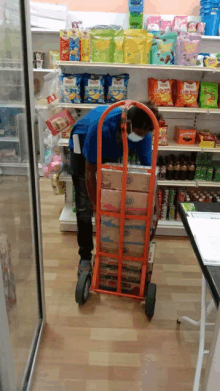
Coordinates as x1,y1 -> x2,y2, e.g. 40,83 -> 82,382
83,73 -> 105,103
148,78 -> 174,106
150,31 -> 177,66
200,81 -> 218,108
175,80 -> 200,107
106,74 -> 129,103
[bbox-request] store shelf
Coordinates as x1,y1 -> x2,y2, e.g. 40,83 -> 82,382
157,180 -> 196,187
59,171 -> 72,182
0,162 -> 28,167
0,137 -> 19,142
33,68 -> 56,73
0,102 -> 24,108
158,141 -> 220,153
196,181 -> 220,187
157,220 -> 186,236
202,35 -> 220,40
59,138 -> 69,147
0,67 -> 21,71
31,28 -> 60,33
59,203 -> 96,232
57,61 -> 220,73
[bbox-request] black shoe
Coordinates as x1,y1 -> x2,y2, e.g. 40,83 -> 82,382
77,260 -> 92,278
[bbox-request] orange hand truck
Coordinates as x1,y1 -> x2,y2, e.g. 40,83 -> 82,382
75,100 -> 159,319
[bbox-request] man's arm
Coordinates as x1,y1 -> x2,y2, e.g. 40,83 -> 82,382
85,160 -> 97,211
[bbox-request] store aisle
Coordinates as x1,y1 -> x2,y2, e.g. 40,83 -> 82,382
31,179 -> 215,391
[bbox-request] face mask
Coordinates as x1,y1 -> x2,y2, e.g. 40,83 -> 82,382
127,132 -> 145,142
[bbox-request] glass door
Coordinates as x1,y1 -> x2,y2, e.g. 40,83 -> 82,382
0,0 -> 45,390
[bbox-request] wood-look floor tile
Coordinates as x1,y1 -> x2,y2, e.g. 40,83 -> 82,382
90,328 -> 138,341
89,351 -> 140,367
86,380 -> 142,391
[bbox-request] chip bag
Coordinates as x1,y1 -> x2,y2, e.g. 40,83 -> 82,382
80,30 -> 90,62
83,73 -> 105,103
148,78 -> 174,106
113,31 -> 124,63
106,74 -> 129,103
59,73 -> 82,104
200,82 -> 218,109
175,80 -> 199,108
124,30 -> 153,64
92,30 -> 114,63
150,31 -> 177,66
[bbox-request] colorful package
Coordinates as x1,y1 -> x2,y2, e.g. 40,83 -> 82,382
69,29 -> 80,61
59,73 -> 82,103
124,30 -> 153,64
176,34 -> 201,66
60,30 -> 69,61
152,126 -> 168,145
113,31 -> 124,63
160,20 -> 172,32
148,78 -> 174,106
80,30 -> 90,62
106,74 -> 129,103
175,80 -> 199,108
197,22 -> 205,34
147,16 -> 161,31
199,82 -> 218,109
46,109 -> 75,136
49,50 -> 60,69
150,31 -> 177,65
83,73 -> 105,103
187,22 -> 197,33
92,30 -> 114,63
203,53 -> 220,68
172,16 -> 188,32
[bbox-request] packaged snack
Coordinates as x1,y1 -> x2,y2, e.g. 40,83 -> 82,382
59,73 -> 82,104
106,74 -> 129,103
152,126 -> 168,146
150,31 -> 177,66
129,13 -> 143,29
206,166 -> 214,181
80,30 -> 90,62
60,30 -> 69,61
187,22 -> 197,33
160,20 -> 172,32
46,109 -> 75,137
196,130 -> 215,148
148,78 -> 174,106
172,16 -> 188,32
199,82 -> 218,109
197,22 -> 205,34
203,53 -> 220,68
176,34 -> 201,66
83,73 -> 105,103
213,165 -> 220,182
129,0 -> 144,13
69,29 -> 80,61
215,134 -> 220,148
124,30 -> 153,64
175,126 -> 196,145
196,53 -> 208,67
147,16 -> 161,31
48,50 -> 60,69
113,31 -> 124,63
175,80 -> 199,108
92,30 -> 114,63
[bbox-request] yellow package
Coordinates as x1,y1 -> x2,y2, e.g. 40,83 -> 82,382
124,30 -> 153,65
80,30 -> 90,62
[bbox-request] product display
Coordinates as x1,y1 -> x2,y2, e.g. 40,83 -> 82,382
152,120 -> 168,146
60,30 -> 69,61
106,74 -> 129,103
176,126 -> 197,145
150,31 -> 177,66
83,73 -> 105,103
124,29 -> 153,64
199,81 -> 218,108
59,73 -> 82,103
175,33 -> 201,66
69,29 -> 80,61
175,80 -> 200,108
196,130 -> 215,148
148,78 -> 174,106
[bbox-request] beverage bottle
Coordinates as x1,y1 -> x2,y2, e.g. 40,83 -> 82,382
166,159 -> 173,180
188,161 -> 195,180
180,161 -> 187,180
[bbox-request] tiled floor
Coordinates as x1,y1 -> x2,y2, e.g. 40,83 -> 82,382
30,179 -> 217,390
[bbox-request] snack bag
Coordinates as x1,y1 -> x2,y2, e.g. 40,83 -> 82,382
148,78 -> 174,106
60,30 -> 69,61
187,22 -> 196,33
175,80 -> 199,108
106,74 -> 129,103
147,16 -> 161,31
150,31 -> 177,65
49,50 -> 60,69
160,20 -> 172,32
172,16 -> 187,32
80,30 -> 90,62
175,34 -> 201,66
197,22 -> 205,34
124,30 -> 153,64
203,53 -> 220,68
59,73 -> 82,104
200,82 -> 218,109
113,31 -> 124,63
69,29 -> 80,61
92,30 -> 114,63
83,73 -> 105,103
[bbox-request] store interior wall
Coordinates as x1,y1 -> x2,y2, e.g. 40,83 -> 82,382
30,0 -> 200,17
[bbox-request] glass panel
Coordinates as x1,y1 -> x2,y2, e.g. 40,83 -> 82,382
0,0 -> 41,389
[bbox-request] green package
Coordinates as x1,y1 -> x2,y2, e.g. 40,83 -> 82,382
195,166 -> 202,179
113,31 -> 124,63
199,82 -> 218,108
196,152 -> 203,165
150,31 -> 177,65
129,13 -> 143,28
206,166 -> 214,181
92,30 -> 114,63
213,165 -> 220,182
200,166 -> 207,180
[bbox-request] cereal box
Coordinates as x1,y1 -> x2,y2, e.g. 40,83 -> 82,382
83,73 -> 105,104
69,29 -> 80,61
80,30 -> 90,62
60,30 -> 69,61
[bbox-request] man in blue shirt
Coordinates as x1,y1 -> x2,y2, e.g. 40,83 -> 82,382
69,101 -> 162,277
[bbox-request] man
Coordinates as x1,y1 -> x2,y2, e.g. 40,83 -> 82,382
69,101 -> 162,278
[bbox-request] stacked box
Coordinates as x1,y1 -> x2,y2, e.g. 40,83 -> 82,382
101,189 -> 148,215
101,165 -> 151,192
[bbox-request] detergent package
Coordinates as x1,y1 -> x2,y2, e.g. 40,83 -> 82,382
106,74 -> 129,103
80,30 -> 90,62
113,31 -> 124,63
150,31 -> 177,65
59,73 -> 82,103
91,30 -> 114,63
199,82 -> 218,109
69,29 -> 80,61
83,73 -> 105,103
124,30 -> 153,64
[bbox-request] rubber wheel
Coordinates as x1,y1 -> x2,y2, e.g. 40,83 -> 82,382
75,271 -> 91,305
145,282 -> 156,320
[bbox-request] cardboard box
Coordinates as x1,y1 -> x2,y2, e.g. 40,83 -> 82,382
100,241 -> 145,257
101,216 -> 146,245
101,165 -> 151,192
99,277 -> 140,295
176,126 -> 196,145
101,189 -> 148,215
100,257 -> 142,272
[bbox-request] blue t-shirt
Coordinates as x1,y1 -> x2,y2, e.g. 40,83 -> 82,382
69,106 -> 152,166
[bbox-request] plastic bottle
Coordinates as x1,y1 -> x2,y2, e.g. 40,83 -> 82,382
166,159 -> 173,180
180,161 -> 187,181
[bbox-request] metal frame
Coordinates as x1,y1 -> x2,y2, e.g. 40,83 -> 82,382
177,275 -> 216,391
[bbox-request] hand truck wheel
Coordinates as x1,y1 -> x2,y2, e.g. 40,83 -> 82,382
145,282 -> 156,320
75,271 -> 91,305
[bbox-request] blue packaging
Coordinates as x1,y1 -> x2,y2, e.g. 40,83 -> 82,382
69,29 -> 80,61
83,73 -> 105,104
205,10 -> 220,35
106,74 -> 129,103
59,73 -> 82,103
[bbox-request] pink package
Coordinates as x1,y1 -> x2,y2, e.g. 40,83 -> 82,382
197,22 -> 205,34
176,34 -> 201,66
147,16 -> 161,31
187,22 -> 197,33
160,20 -> 172,32
172,16 -> 188,32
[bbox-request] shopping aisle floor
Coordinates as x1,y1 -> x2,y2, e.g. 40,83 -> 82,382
32,179 -> 216,391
